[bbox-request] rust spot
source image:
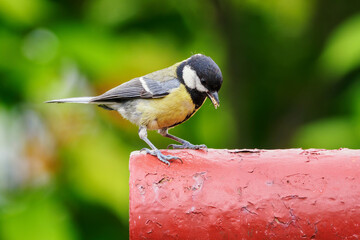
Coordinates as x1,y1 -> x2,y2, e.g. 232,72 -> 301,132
145,172 -> 157,177
311,222 -> 319,239
145,220 -> 162,228
136,184 -> 146,195
281,195 -> 307,201
281,173 -> 326,192
274,217 -> 284,225
157,177 -> 170,184
229,149 -> 261,153
300,150 -> 322,155
241,206 -> 258,215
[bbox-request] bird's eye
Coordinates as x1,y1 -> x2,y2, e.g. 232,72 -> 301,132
200,78 -> 206,84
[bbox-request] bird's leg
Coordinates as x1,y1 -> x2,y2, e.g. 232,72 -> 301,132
139,127 -> 182,165
158,129 -> 207,150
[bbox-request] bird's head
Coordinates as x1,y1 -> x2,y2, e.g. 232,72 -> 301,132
180,54 -> 223,109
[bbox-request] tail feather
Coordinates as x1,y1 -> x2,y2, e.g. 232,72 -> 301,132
45,97 -> 94,104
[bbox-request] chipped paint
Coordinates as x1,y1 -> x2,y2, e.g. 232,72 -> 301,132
129,149 -> 360,239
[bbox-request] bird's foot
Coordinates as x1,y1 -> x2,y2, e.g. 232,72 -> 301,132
167,141 -> 207,151
141,148 -> 182,165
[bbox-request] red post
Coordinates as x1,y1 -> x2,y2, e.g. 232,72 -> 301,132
129,149 -> 360,239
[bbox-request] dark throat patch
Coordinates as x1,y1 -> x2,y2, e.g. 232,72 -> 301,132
176,61 -> 207,109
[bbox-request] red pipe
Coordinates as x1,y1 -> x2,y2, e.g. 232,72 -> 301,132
129,149 -> 360,239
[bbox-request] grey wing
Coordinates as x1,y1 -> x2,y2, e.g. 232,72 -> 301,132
91,77 -> 180,103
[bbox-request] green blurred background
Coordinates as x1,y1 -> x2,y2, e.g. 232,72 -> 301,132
1,0 -> 360,239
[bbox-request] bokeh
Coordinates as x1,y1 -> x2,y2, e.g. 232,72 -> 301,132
1,0 -> 360,239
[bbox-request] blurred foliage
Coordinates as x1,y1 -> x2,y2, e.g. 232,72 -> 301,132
0,0 -> 360,239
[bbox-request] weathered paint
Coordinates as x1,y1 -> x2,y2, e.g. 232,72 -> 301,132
129,149 -> 360,239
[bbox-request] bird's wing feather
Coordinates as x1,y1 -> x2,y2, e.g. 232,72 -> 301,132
91,77 -> 180,102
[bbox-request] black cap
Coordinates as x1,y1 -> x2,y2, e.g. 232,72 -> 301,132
186,54 -> 223,93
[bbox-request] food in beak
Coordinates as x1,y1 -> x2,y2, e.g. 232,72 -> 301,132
206,91 -> 220,109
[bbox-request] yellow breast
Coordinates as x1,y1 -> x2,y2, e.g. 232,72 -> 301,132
137,85 -> 196,130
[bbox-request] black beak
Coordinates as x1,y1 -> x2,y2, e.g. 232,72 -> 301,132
206,91 -> 220,109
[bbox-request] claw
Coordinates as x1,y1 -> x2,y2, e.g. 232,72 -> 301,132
141,148 -> 182,165
167,142 -> 208,151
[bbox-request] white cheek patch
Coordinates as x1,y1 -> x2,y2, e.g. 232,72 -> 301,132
182,65 -> 208,92
182,66 -> 196,89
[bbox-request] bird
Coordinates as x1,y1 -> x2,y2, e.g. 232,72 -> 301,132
46,54 -> 223,165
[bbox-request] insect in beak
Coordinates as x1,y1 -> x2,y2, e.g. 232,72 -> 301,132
206,91 -> 220,109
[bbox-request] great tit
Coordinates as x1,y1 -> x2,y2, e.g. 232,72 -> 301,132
46,54 -> 223,165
